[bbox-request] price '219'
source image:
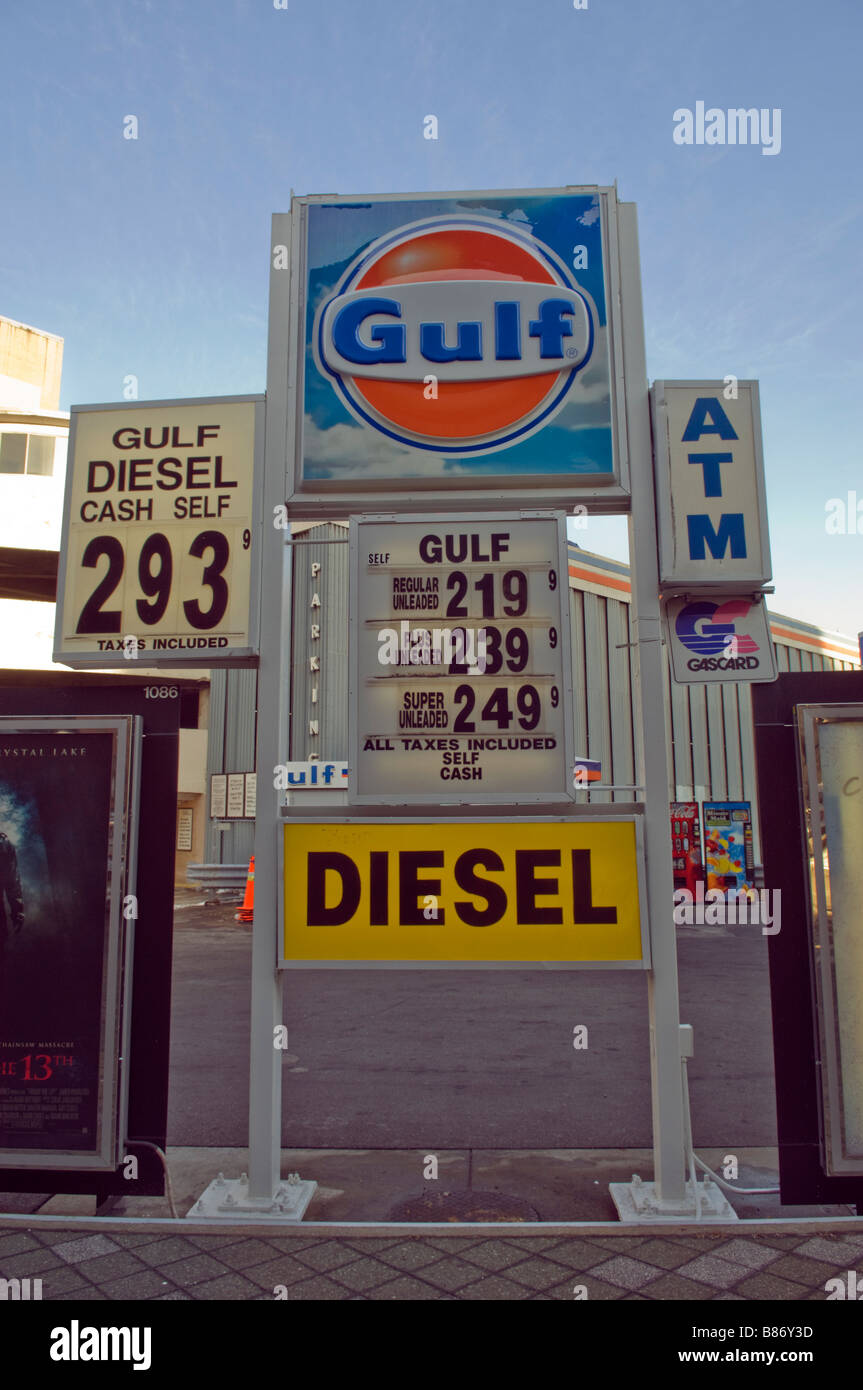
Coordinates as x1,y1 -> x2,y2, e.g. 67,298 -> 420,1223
74,528 -> 250,633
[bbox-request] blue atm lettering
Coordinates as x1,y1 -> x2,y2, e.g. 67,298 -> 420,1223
681,397 -> 738,442
681,397 -> 746,562
687,513 -> 747,560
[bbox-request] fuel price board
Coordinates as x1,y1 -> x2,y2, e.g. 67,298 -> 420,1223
54,396 -> 262,668
349,514 -> 574,803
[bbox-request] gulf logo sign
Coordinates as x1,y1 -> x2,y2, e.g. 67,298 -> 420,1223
313,217 -> 596,453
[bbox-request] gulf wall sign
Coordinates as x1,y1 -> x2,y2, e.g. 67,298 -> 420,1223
281,819 -> 647,968
652,380 -> 771,587
277,187 -> 632,511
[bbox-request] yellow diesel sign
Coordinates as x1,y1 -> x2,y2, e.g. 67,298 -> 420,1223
282,820 -> 645,966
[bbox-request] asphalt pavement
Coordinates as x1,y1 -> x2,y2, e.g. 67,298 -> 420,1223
168,899 -> 778,1151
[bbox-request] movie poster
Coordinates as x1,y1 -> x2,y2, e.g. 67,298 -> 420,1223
0,719 -> 138,1168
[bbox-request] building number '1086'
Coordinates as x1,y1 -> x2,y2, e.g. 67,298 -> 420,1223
74,528 -> 251,633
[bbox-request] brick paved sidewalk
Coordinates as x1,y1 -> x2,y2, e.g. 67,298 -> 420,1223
2,1223 -> 863,1301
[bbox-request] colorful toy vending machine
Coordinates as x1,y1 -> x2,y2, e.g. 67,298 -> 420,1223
670,802 -> 704,895
702,802 -> 755,893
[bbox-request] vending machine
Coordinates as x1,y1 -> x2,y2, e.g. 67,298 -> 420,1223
670,802 -> 704,895
702,801 -> 755,893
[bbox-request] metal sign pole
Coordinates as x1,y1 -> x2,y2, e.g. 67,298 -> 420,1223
191,217 -> 316,1219
617,202 -> 687,1207
246,219 -> 292,1206
247,217 -> 314,1215
246,532 -> 290,1203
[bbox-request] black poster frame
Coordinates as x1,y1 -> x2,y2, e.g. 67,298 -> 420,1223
752,670 -> 863,1207
0,715 -> 139,1169
0,674 -> 182,1200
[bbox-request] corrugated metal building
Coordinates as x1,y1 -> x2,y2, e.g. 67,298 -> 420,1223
205,524 -> 858,868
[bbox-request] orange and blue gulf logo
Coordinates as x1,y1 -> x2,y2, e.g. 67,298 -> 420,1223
313,217 -> 596,454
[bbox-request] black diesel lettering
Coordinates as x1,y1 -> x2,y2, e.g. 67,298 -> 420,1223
369,851 -> 388,926
515,850 -> 562,924
399,851 -> 444,925
571,849 -> 617,923
307,852 -> 360,926
453,848 -> 506,927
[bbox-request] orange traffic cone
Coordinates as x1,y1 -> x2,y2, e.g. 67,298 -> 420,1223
235,856 -> 254,923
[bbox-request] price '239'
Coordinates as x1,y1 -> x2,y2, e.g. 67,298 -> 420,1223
75,528 -> 250,634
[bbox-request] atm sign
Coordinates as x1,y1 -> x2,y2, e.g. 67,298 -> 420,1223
282,820 -> 645,967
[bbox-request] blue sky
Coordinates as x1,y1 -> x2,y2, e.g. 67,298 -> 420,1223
2,0 -> 861,639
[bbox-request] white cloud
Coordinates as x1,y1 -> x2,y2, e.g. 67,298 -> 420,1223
557,325 -> 613,419
302,415 -> 483,477
303,416 -> 415,471
302,414 -> 547,479
310,277 -> 342,314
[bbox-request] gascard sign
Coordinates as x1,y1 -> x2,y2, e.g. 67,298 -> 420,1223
664,594 -> 778,684
54,396 -> 263,668
349,513 -> 574,803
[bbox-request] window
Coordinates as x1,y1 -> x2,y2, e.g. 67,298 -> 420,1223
26,436 -> 55,475
0,433 -> 26,473
0,433 -> 55,476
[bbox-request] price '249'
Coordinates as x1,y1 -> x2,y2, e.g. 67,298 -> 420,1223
453,683 -> 559,732
75,528 -> 250,634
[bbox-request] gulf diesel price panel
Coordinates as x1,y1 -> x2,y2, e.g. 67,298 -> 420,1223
54,398 -> 261,667
349,515 -> 574,803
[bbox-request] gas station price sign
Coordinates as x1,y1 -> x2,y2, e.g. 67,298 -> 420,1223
54,397 -> 262,668
349,514 -> 574,803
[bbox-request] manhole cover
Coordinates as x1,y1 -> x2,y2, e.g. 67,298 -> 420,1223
388,1188 -> 539,1222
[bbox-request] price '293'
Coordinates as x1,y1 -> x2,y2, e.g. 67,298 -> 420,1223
75,528 -> 250,633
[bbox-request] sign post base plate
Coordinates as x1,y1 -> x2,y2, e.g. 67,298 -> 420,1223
609,1175 -> 738,1224
188,1172 -> 317,1223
